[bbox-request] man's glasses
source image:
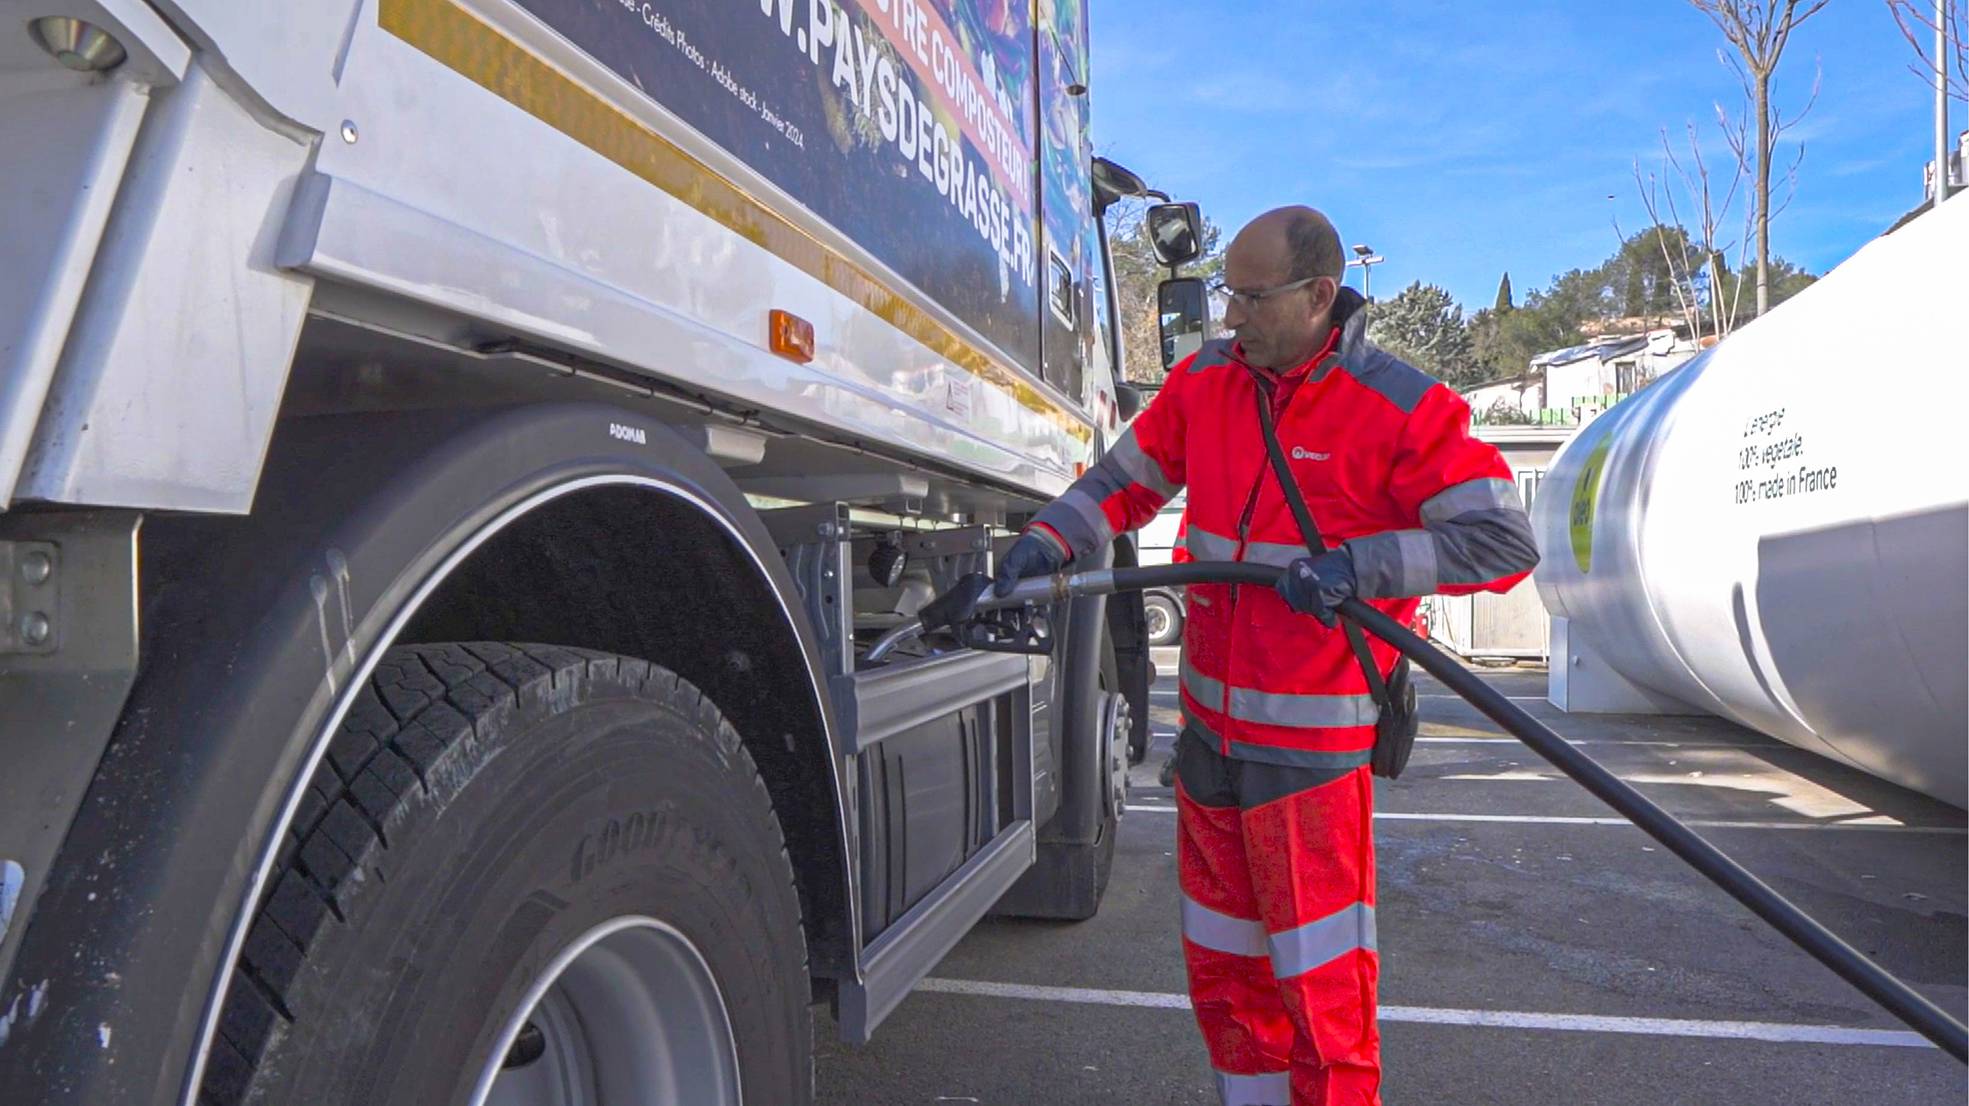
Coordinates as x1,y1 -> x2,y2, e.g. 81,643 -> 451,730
1207,275 -> 1322,310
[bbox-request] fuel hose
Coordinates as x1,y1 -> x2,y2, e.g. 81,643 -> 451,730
867,560 -> 1969,1061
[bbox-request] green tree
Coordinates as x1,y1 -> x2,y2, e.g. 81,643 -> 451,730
1721,254 -> 1816,314
1537,267 -> 1614,328
1501,296 -> 1586,364
1494,272 -> 1514,311
1368,282 -> 1479,387
1464,227 -> 1818,386
1466,288 -> 1589,383
1480,397 -> 1536,426
1605,227 -> 1700,319
1465,308 -> 1507,382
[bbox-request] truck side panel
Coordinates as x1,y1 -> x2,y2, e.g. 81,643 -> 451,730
0,75 -> 146,508
18,64 -> 312,511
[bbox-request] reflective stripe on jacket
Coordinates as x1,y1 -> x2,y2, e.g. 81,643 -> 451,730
1031,289 -> 1538,765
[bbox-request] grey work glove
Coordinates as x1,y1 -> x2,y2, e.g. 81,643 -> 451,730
920,530 -> 1068,631
1275,548 -> 1357,628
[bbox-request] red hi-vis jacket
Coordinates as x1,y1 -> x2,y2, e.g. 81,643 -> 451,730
1031,290 -> 1538,768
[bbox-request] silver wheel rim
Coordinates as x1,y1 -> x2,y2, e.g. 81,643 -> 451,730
1102,690 -> 1133,818
1145,600 -> 1173,644
473,916 -> 741,1106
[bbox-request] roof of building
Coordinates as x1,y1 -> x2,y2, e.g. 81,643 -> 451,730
1530,333 -> 1649,368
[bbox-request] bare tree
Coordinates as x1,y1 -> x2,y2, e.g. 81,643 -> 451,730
1102,200 -> 1164,384
1717,58 -> 1816,312
1888,0 -> 1968,102
1622,119 -> 1755,343
1622,166 -> 1704,342
1689,0 -> 1829,316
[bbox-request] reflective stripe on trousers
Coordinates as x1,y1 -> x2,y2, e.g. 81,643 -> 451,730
1183,894 -> 1268,959
1217,1069 -> 1293,1106
1269,903 -> 1377,979
1181,894 -> 1377,979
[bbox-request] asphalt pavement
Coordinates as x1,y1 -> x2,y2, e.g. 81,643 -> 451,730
815,652 -> 1967,1104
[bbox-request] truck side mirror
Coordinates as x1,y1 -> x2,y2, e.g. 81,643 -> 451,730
1147,202 -> 1203,267
1115,382 -> 1145,421
1157,278 -> 1211,372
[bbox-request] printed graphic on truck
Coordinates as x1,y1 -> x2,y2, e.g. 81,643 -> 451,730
516,0 -> 1042,367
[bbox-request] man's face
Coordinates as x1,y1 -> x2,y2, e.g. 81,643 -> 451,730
1221,226 -> 1336,371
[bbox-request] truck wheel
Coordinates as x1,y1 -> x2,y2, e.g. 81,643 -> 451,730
1144,592 -> 1183,647
991,669 -> 1119,922
201,643 -> 810,1106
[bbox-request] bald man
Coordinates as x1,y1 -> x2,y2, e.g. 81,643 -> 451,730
941,207 -> 1537,1104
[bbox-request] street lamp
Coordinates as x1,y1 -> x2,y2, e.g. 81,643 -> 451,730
1346,243 -> 1385,300
1935,0 -> 1952,206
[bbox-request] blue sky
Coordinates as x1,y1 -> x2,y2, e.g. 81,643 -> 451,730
1088,0 -> 1947,312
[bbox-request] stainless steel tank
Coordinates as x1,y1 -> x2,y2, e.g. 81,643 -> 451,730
1533,197 -> 1967,807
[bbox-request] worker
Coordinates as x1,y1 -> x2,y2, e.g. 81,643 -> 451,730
934,206 -> 1537,1104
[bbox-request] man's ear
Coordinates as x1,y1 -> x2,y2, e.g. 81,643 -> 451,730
1312,276 -> 1340,316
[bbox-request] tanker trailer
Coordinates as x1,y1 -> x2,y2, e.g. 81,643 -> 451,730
1533,195 -> 1967,808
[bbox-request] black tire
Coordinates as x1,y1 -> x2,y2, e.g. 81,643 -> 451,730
200,643 -> 810,1106
992,662 -> 1118,923
1144,591 -> 1183,647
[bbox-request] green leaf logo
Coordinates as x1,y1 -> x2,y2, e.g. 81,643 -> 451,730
1569,438 -> 1611,574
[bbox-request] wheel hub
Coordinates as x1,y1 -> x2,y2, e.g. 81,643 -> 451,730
1101,691 -> 1133,819
475,917 -> 741,1106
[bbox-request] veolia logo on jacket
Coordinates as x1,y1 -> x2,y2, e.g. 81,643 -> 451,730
1290,446 -> 1331,461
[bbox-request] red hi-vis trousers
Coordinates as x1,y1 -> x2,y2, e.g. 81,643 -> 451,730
1176,729 -> 1380,1106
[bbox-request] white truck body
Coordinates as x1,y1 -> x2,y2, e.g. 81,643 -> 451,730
4,0 -> 1118,514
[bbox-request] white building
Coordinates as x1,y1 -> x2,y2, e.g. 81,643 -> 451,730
1435,328 -> 1700,659
1466,328 -> 1701,428
1421,423 -> 1569,661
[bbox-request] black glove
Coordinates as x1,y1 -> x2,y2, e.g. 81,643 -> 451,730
919,530 -> 1068,632
993,530 -> 1068,597
1275,548 -> 1356,627
917,573 -> 992,632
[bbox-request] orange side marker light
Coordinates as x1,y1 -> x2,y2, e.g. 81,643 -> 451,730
769,309 -> 816,364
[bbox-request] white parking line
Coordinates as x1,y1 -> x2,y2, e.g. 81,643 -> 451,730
914,978 -> 1932,1048
1121,805 -> 1965,834
1141,732 -> 1759,750
1415,737 -> 1765,748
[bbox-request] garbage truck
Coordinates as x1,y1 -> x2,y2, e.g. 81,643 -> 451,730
0,2 -> 1199,1101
